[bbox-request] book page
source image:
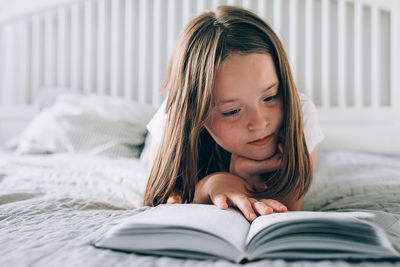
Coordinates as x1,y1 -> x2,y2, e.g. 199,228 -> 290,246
120,204 -> 250,251
246,211 -> 375,244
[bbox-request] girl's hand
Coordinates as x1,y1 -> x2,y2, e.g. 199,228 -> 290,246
193,172 -> 287,221
229,143 -> 283,190
166,194 -> 182,204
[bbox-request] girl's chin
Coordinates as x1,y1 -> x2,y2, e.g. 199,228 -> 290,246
244,150 -> 277,161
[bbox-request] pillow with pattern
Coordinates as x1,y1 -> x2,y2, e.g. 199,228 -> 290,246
16,93 -> 156,158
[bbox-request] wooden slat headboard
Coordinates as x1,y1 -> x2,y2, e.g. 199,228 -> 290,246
0,0 -> 399,154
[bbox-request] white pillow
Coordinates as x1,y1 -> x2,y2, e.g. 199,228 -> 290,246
15,93 -> 156,158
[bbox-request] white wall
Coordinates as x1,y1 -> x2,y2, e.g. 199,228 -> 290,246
0,0 -> 78,22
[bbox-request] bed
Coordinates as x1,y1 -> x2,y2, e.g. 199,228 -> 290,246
0,0 -> 399,266
1,149 -> 400,266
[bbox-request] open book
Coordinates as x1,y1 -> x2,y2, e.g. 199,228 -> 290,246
93,204 -> 400,263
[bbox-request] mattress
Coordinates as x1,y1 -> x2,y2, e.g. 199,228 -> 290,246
1,150 -> 399,267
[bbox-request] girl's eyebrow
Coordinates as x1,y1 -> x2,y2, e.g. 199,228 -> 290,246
263,81 -> 279,92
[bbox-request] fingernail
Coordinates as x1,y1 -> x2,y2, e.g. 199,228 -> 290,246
249,213 -> 256,219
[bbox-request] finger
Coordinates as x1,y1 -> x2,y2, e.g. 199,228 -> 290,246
248,197 -> 271,214
230,153 -> 239,162
211,194 -> 228,210
229,195 -> 257,221
167,194 -> 182,204
259,199 -> 288,212
252,201 -> 274,215
229,153 -> 246,175
166,196 -> 177,204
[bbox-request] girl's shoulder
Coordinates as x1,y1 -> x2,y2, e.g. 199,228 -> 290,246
298,91 -> 325,152
298,91 -> 312,104
146,98 -> 168,144
298,92 -> 317,114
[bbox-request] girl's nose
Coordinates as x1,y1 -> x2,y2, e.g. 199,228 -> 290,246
247,108 -> 269,130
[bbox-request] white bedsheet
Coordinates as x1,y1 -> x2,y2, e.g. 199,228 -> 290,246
1,150 -> 399,267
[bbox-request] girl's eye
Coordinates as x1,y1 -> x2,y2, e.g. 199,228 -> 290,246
221,109 -> 240,117
264,93 -> 280,102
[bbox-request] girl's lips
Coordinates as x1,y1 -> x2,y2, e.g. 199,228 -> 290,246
248,134 -> 273,146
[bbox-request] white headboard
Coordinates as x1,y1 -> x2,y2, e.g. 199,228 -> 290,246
0,0 -> 399,154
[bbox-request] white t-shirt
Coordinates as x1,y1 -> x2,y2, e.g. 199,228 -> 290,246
147,92 -> 324,153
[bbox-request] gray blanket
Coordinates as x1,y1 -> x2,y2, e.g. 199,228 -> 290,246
1,150 -> 399,267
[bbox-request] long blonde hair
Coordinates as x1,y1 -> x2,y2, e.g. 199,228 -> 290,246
144,6 -> 311,206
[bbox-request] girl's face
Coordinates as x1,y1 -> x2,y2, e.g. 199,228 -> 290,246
205,53 -> 283,161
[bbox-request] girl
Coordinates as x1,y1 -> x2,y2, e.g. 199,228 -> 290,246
144,6 -> 324,221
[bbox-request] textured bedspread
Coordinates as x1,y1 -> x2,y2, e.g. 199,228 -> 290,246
1,150 -> 400,267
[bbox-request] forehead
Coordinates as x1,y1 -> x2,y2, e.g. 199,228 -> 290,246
213,53 -> 278,100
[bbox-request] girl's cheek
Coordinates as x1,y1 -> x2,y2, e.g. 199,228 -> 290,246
214,121 -> 232,135
214,121 -> 243,145
220,119 -> 243,132
207,114 -> 245,139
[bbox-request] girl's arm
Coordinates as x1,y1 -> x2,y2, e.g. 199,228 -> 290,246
149,138 -> 318,214
309,145 -> 318,171
168,146 -> 319,214
229,145 -> 319,211
193,172 -> 287,221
